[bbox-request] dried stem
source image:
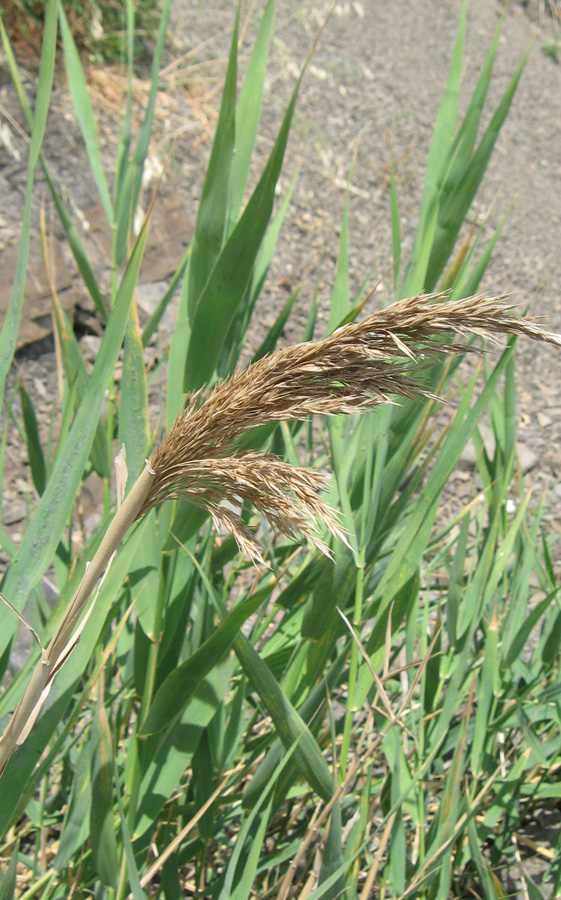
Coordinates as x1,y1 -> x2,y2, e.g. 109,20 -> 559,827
0,466 -> 155,774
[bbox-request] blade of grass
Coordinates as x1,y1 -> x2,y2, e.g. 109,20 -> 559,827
139,589 -> 268,737
19,382 -> 46,496
401,0 -> 466,295
113,0 -> 172,265
390,168 -> 401,297
187,4 -> 239,317
0,211 -> 151,649
325,156 -> 354,334
0,23 -> 107,319
425,50 -> 529,289
183,67 -> 306,391
134,659 -> 235,838
90,701 -> 118,888
0,0 -> 57,402
58,3 -> 113,225
118,300 -> 150,487
227,0 -> 276,226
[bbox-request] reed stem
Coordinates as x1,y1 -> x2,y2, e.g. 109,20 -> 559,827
0,464 -> 155,774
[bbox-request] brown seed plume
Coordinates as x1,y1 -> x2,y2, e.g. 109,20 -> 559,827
140,292 -> 561,560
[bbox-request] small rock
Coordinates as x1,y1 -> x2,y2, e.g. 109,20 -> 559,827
537,412 -> 552,427
136,281 -> 177,336
459,423 -> 538,473
518,444 -> 538,473
80,335 -> 102,364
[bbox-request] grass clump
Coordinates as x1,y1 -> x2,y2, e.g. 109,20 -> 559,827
1,0 -> 159,63
0,1 -> 560,898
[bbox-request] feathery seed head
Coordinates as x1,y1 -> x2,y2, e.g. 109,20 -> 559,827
140,292 -> 561,561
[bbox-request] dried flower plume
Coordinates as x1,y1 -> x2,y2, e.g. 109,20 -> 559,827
140,292 -> 561,562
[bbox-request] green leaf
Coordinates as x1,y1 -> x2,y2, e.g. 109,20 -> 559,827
227,0 -> 276,226
504,587 -> 561,667
58,4 -> 113,225
0,210 -> 150,649
118,793 -> 148,900
318,800 -> 346,898
425,50 -> 528,289
19,382 -> 46,495
90,705 -> 118,888
326,159 -> 354,334
119,304 -> 149,486
234,633 -> 333,801
140,590 -> 266,737
251,288 -> 300,363
54,736 -> 93,871
401,0 -> 466,295
390,168 -> 401,296
49,297 -> 109,477
187,5 -> 239,316
113,0 -> 172,264
134,659 -> 234,838
222,168 -> 299,373
141,245 -> 190,347
0,838 -> 17,899
0,20 -> 107,320
0,519 -> 149,836
369,345 -> 515,623
113,0 -> 134,214
183,68 -> 305,391
0,0 -> 57,402
226,800 -> 274,900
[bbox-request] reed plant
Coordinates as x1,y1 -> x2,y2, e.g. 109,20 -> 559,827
1,1 -> 560,898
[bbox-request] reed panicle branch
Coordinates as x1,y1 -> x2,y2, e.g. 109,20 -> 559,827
0,291 -> 559,773
141,291 -> 561,560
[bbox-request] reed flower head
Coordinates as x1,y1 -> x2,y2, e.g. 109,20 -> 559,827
140,292 -> 561,561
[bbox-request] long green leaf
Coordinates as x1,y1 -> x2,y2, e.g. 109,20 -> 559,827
0,518 -> 149,835
401,0 -> 466,295
113,0 -> 172,264
326,161 -> 353,334
119,303 -> 149,487
187,4 -> 239,316
140,590 -> 267,737
0,18 -> 107,319
58,3 -> 113,224
183,68 -> 305,391
54,735 -> 93,871
0,214 -> 150,650
227,0 -> 276,226
19,382 -> 46,495
0,0 -> 57,401
370,345 -> 515,622
90,704 -> 118,888
234,633 -> 333,801
425,50 -> 528,289
134,659 -> 234,838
